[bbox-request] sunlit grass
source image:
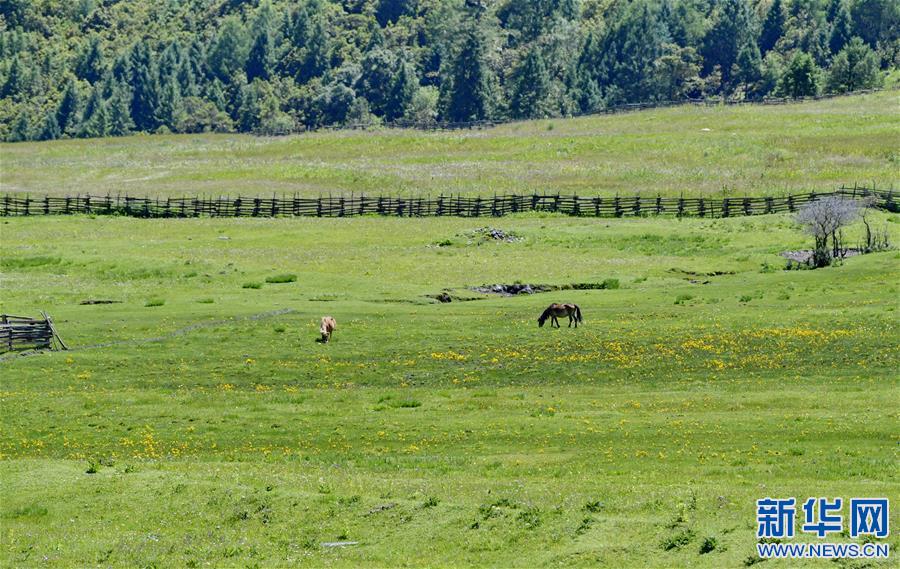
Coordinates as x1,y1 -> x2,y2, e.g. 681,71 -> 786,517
1,92 -> 897,198
1,212 -> 897,566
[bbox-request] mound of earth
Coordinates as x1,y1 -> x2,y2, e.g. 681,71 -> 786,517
469,227 -> 522,243
470,283 -> 552,296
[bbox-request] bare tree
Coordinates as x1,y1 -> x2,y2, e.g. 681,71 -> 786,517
794,196 -> 860,267
858,195 -> 891,253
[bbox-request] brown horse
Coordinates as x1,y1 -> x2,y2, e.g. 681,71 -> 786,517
319,316 -> 336,342
538,303 -> 583,328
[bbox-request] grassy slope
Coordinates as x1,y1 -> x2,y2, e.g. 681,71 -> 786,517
1,91 -> 898,198
1,212 -> 898,567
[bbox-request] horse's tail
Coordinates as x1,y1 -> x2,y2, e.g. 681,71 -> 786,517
575,305 -> 583,323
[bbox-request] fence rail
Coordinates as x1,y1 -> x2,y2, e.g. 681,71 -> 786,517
0,313 -> 67,353
0,187 -> 895,220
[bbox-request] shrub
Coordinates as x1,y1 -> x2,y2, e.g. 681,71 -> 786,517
602,278 -> 620,289
674,294 -> 693,305
517,508 -> 542,529
144,298 -> 165,307
242,282 -> 262,289
661,528 -> 696,551
699,536 -> 718,554
197,298 -> 215,304
265,273 -> 297,284
739,295 -> 753,303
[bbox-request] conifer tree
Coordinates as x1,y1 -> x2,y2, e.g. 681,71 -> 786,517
38,112 -> 61,140
827,37 -> 879,92
828,1 -> 853,55
107,81 -> 135,136
246,28 -> 273,82
7,113 -> 30,142
509,47 -> 553,119
78,86 -> 109,138
702,0 -> 759,88
386,60 -> 418,121
442,29 -> 496,122
760,0 -> 785,55
56,78 -> 80,134
301,16 -> 330,82
1,56 -> 25,99
76,35 -> 105,83
779,52 -> 819,97
129,41 -> 160,131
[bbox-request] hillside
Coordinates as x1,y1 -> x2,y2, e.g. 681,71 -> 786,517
1,91 -> 897,197
1,0 -> 896,141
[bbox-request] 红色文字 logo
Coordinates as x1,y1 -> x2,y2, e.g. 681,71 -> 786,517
755,497 -> 889,559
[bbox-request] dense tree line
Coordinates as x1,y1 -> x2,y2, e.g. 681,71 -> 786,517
0,0 -> 896,141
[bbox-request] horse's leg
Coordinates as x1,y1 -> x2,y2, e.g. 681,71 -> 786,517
568,314 -> 573,327
573,312 -> 578,328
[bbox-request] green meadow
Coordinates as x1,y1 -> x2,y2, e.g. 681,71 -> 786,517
1,210 -> 898,567
1,90 -> 898,199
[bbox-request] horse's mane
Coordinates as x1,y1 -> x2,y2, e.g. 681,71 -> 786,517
537,307 -> 552,323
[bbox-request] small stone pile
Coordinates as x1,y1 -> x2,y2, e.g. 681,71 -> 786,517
468,227 -> 522,243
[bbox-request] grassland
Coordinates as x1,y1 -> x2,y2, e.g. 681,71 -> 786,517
1,91 -> 898,199
1,210 -> 898,567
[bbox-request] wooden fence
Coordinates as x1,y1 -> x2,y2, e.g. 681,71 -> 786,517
0,313 -> 67,353
0,187 -> 894,220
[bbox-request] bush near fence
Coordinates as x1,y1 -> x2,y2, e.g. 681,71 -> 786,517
0,187 -> 894,220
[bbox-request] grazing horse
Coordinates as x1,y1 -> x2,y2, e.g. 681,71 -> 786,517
538,304 -> 583,328
319,316 -> 336,342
